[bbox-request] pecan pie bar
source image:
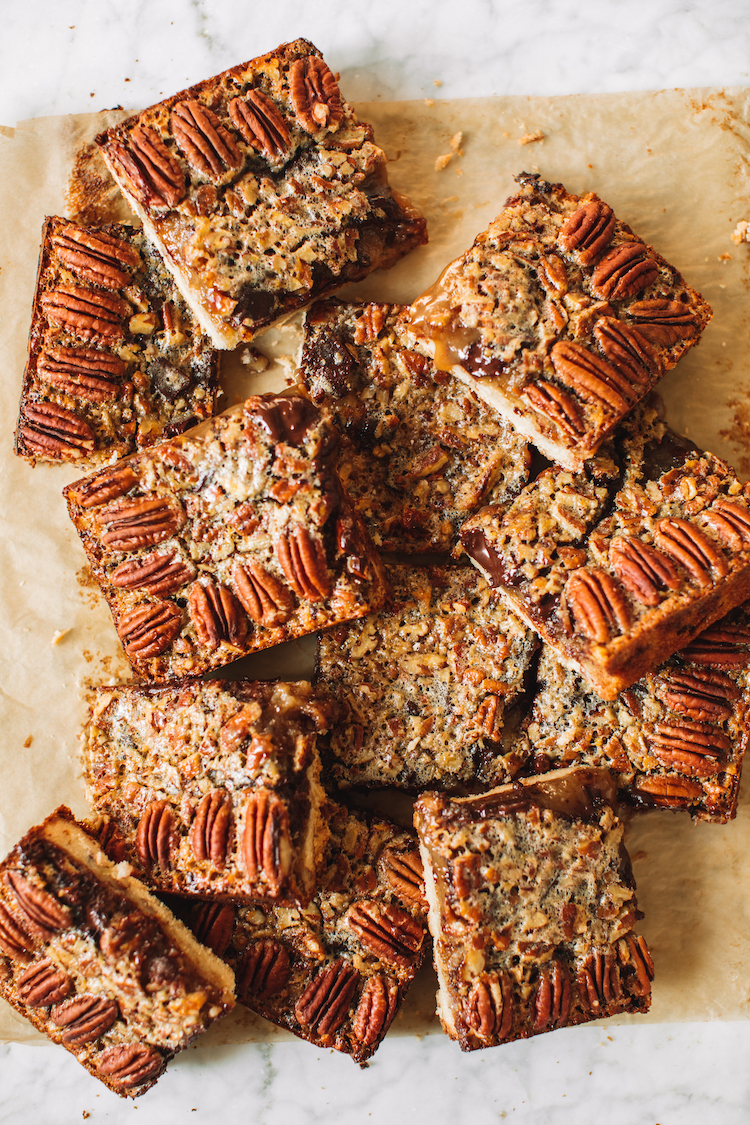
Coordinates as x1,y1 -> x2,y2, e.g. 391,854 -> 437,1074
461,402 -> 750,699
316,564 -> 536,789
415,768 -> 652,1051
64,394 -> 389,681
167,801 -> 427,1063
514,604 -> 750,822
96,39 -> 427,350
301,300 -> 530,552
407,172 -> 711,470
84,679 -> 336,905
15,216 -> 218,465
0,807 -> 234,1097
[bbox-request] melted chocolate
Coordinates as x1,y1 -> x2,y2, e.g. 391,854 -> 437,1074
641,427 -> 700,482
451,767 -> 618,825
254,397 -> 319,447
460,527 -> 508,587
459,342 -> 510,379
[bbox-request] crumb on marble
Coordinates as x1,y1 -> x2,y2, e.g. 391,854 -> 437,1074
434,79 -> 443,87
518,131 -> 545,145
424,98 -> 435,106
23,735 -> 32,748
731,220 -> 750,244
52,629 -> 71,646
450,131 -> 464,155
240,346 -> 270,372
435,153 -> 453,171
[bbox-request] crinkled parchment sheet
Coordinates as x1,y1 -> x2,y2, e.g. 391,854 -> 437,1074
2,88 -> 750,1046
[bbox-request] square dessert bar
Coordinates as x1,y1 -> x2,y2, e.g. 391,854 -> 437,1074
514,604 -> 750,822
0,807 -> 234,1097
168,801 -> 427,1064
407,172 -> 712,469
84,679 -> 336,904
64,394 -> 389,681
96,39 -> 427,349
316,564 -> 536,790
301,299 -> 530,552
415,768 -> 653,1051
460,402 -> 750,699
15,216 -> 218,465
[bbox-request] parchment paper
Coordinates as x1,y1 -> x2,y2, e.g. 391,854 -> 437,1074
2,88 -> 750,1045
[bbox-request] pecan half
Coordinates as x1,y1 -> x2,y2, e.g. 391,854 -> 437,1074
74,463 -> 139,508
655,667 -> 739,722
171,100 -> 243,182
558,200 -> 615,264
233,561 -> 296,627
564,568 -> 631,644
135,800 -> 174,871
352,974 -> 399,1047
100,496 -> 184,550
228,90 -> 291,159
40,285 -> 129,339
242,790 -> 291,894
188,580 -> 248,650
53,227 -> 140,289
681,623 -> 750,667
110,550 -> 194,595
532,961 -> 571,1032
654,518 -> 728,587
465,972 -> 513,1042
276,526 -> 331,601
289,56 -> 343,134
5,873 -> 71,938
610,536 -> 680,606
634,774 -> 703,807
593,317 -> 661,390
702,499 -> 750,552
522,380 -> 585,437
590,242 -> 659,301
108,125 -> 186,208
238,939 -> 290,1000
347,901 -> 424,969
19,402 -> 95,459
354,304 -> 389,345
188,902 -> 235,958
16,959 -> 72,1006
97,1043 -> 165,1089
50,995 -> 119,1045
628,299 -> 699,345
378,848 -> 425,907
0,902 -> 33,961
617,934 -> 653,998
117,601 -> 182,659
645,719 -> 729,777
577,949 -> 622,1014
550,341 -> 634,413
294,959 -> 359,1036
190,789 -> 232,868
37,346 -> 125,402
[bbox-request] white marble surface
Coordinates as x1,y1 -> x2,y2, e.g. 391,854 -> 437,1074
3,1 -> 750,1121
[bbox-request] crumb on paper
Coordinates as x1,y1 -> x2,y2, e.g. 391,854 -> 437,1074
518,131 -> 545,146
718,252 -> 733,262
52,629 -> 71,646
435,153 -> 453,171
731,220 -> 750,244
240,346 -> 270,373
23,735 -> 32,749
450,131 -> 464,155
424,98 -> 435,107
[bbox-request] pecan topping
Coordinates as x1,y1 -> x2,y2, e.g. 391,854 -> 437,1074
188,580 -> 248,650
108,125 -> 186,208
475,695 -> 504,741
50,995 -> 119,1045
354,304 -> 389,345
0,902 -> 33,961
190,789 -> 232,868
37,346 -> 125,402
189,902 -> 235,958
617,934 -> 653,998
97,1043 -> 165,1089
352,974 -> 399,1046
538,253 -> 568,296
655,667 -> 739,722
19,402 -> 95,458
135,801 -> 174,871
532,961 -> 571,1032
242,790 -> 291,894
702,499 -> 750,552
681,623 -> 750,667
550,341 -> 634,413
610,536 -> 680,606
110,550 -> 194,595
100,496 -> 185,550
228,90 -> 291,159
117,601 -> 182,659
645,719 -> 730,777
593,317 -> 660,389
5,872 -> 71,938
378,848 -> 425,907
634,774 -> 703,807
233,561 -> 296,627
564,568 -> 631,644
628,298 -> 699,345
171,100 -> 243,182
465,972 -> 513,1042
523,380 -> 585,437
591,242 -> 659,301
276,526 -> 331,601
73,463 -> 139,508
16,959 -> 72,1006
577,949 -> 622,1014
40,285 -> 129,339
238,939 -> 290,1000
289,55 -> 343,134
558,200 -> 616,264
97,820 -> 130,863
347,901 -> 424,969
53,227 -> 139,289
294,959 -> 359,1036
654,518 -> 728,587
